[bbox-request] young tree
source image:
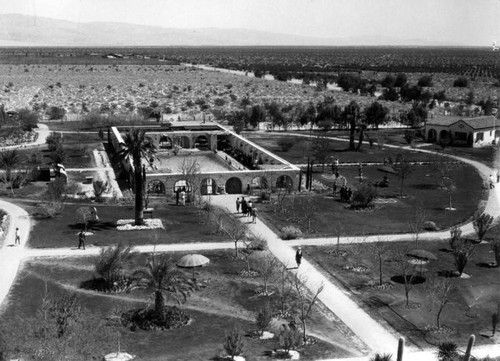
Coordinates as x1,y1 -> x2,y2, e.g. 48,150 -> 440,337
181,158 -> 201,204
393,153 -> 413,198
278,325 -> 302,355
223,327 -> 244,361
292,275 -> 324,343
452,238 -> 476,276
311,135 -> 331,173
425,277 -> 454,329
256,252 -> 280,294
131,254 -> 195,319
92,179 -> 110,201
213,211 -> 248,257
255,303 -> 273,336
393,249 -> 417,307
117,129 -> 157,225
275,263 -> 294,316
408,200 -> 427,248
371,237 -> 391,286
75,206 -> 99,232
472,211 -> 494,242
302,196 -> 317,233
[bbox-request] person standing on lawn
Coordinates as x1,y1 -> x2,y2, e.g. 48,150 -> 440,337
295,247 -> 302,268
78,229 -> 86,250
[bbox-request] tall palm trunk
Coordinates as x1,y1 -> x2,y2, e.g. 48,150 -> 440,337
133,155 -> 144,226
348,118 -> 356,151
154,290 -> 165,318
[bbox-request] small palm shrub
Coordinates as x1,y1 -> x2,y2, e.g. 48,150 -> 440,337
280,225 -> 302,240
369,353 -> 393,361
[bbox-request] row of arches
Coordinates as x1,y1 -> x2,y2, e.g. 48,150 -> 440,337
147,175 -> 294,195
159,135 -> 210,150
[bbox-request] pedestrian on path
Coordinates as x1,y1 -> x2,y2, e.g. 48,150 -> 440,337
14,227 -> 20,246
236,197 -> 241,213
180,189 -> 186,205
251,207 -> 257,223
489,174 -> 495,189
78,229 -> 86,250
247,201 -> 253,217
295,247 -> 302,268
496,169 -> 500,183
241,197 -> 247,216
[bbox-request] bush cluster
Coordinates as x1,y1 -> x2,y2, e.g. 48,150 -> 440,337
280,225 -> 303,240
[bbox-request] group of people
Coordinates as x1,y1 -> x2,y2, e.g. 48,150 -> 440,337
236,197 -> 258,223
339,186 -> 353,203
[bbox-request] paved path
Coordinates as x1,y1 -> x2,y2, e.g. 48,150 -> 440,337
0,123 -> 50,151
0,129 -> 499,359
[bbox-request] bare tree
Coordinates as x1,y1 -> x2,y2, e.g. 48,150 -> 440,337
275,263 -> 294,316
408,200 -> 427,248
393,152 -> 414,198
301,195 -> 317,233
256,252 -> 281,294
371,237 -> 391,286
347,236 -> 367,269
472,211 -> 494,242
181,159 -> 201,204
393,248 -> 417,307
213,210 -> 248,257
425,277 -> 454,329
75,206 -> 99,232
292,274 -> 324,343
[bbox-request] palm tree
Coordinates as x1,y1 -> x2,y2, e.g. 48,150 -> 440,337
131,254 -> 194,319
117,129 -> 156,225
0,150 -> 23,181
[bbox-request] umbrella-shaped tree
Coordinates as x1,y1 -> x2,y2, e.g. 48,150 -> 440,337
117,129 -> 156,226
131,254 -> 195,319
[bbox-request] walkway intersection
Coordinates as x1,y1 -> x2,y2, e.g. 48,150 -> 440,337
0,127 -> 499,360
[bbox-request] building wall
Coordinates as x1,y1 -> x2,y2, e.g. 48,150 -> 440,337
426,123 -> 499,147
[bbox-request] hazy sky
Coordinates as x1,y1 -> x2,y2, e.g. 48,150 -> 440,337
1,0 -> 499,45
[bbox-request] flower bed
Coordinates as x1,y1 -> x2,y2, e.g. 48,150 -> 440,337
116,218 -> 164,231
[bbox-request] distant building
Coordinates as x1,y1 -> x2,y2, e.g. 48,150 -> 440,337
425,115 -> 500,147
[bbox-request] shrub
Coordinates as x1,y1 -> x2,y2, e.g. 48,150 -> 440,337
423,221 -> 438,231
453,77 -> 469,87
280,225 -> 302,240
46,106 -> 66,120
491,240 -> 500,267
369,354 -> 393,361
351,184 -> 378,209
17,108 -> 38,131
437,342 -> 458,361
94,244 -> 134,292
223,327 -> 244,360
473,212 -> 494,242
46,132 -> 63,152
404,130 -> 416,144
92,179 -> 110,200
417,75 -> 433,87
277,137 -> 295,152
255,304 -> 273,336
247,235 -> 267,251
278,326 -> 302,353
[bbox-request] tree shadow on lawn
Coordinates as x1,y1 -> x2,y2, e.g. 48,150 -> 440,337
69,221 -> 117,232
476,262 -> 498,268
390,275 -> 426,285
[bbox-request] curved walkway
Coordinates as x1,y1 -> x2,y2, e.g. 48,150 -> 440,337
0,133 -> 498,359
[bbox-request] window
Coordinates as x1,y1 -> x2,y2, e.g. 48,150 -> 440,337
476,132 -> 484,141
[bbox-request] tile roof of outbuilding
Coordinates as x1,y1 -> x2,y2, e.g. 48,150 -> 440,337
426,115 -> 500,130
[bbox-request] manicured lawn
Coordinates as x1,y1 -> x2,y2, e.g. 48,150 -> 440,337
257,164 -> 486,237
245,133 -> 441,165
1,250 -> 365,360
24,202 -> 229,248
303,240 -> 500,348
418,143 -> 498,169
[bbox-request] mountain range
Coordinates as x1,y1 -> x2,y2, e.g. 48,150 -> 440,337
0,14 -> 452,47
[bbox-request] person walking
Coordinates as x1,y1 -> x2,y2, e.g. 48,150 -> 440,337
251,207 -> 257,223
78,229 -> 86,250
175,188 -> 180,206
180,189 -> 186,205
496,169 -> 500,183
14,227 -> 20,246
295,247 -> 302,268
489,174 -> 495,189
236,197 -> 241,213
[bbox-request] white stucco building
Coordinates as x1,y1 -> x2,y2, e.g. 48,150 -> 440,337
425,115 -> 500,147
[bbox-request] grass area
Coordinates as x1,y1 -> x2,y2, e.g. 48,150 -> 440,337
257,163 -> 486,237
418,143 -> 499,169
0,250 -> 365,360
245,133 -> 440,165
303,240 -> 500,348
24,202 -> 229,248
